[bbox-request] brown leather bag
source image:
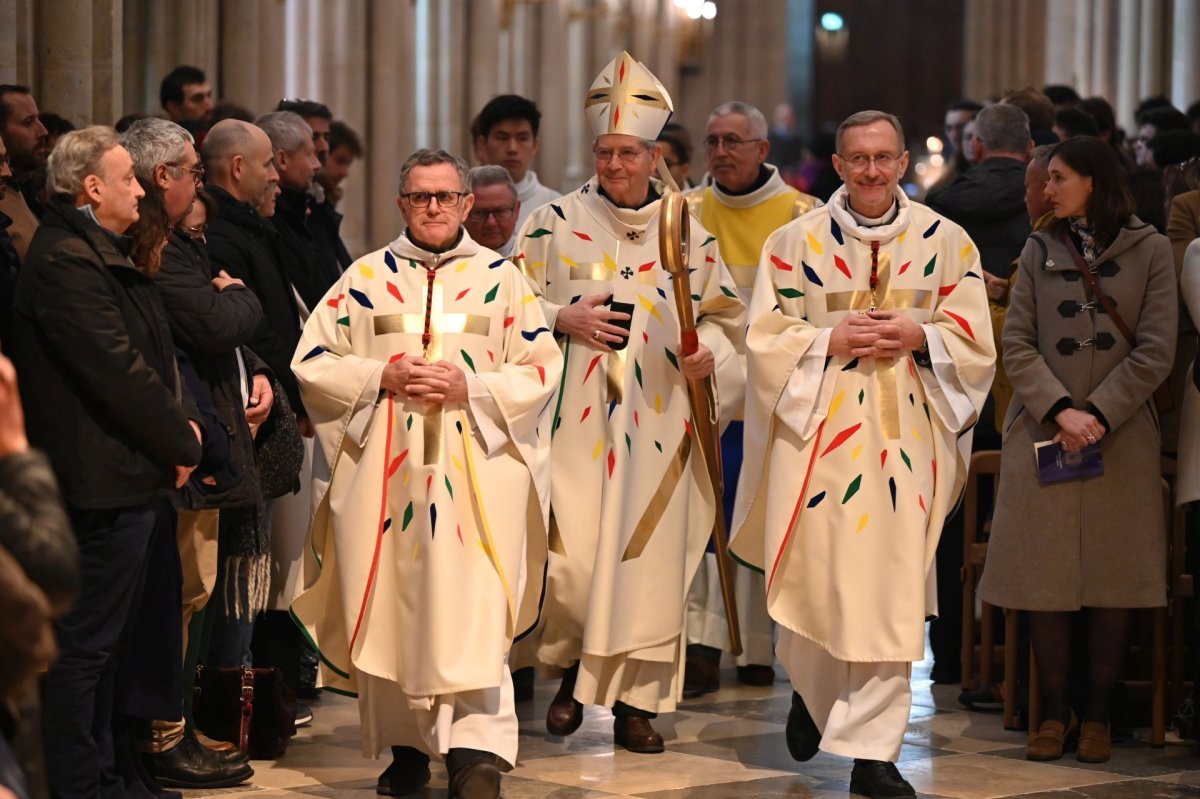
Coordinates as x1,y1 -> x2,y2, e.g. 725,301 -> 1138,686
193,665 -> 297,759
1059,232 -> 1175,415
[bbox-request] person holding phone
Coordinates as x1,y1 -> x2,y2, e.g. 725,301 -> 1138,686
516,52 -> 744,754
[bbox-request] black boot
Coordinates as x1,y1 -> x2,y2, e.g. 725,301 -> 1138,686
446,748 -> 501,799
849,759 -> 916,798
142,733 -> 253,789
376,746 -> 431,796
785,691 -> 821,762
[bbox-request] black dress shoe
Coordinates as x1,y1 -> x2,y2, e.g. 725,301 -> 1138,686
184,730 -> 250,765
737,664 -> 776,686
682,655 -> 720,698
447,751 -> 501,799
376,746 -> 431,796
849,759 -> 916,798
546,670 -> 584,736
613,715 -> 664,754
512,666 -> 536,703
143,735 -> 253,789
785,691 -> 821,761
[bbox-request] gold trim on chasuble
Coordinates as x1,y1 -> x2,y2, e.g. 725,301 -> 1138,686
372,281 -> 492,464
621,431 -> 692,561
822,250 -> 928,440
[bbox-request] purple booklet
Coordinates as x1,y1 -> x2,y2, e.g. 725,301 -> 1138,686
1035,441 -> 1104,485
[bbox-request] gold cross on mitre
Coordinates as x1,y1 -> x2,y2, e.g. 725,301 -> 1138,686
374,277 -> 491,464
823,248 -> 933,440
584,51 -> 673,139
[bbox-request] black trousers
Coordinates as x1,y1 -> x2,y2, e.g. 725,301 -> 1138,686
42,499 -> 164,799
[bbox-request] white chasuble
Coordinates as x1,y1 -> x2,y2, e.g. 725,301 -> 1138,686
290,230 -> 561,704
730,187 -> 995,663
516,179 -> 745,711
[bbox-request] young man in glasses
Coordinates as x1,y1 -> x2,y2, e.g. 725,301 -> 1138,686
465,165 -> 520,257
516,51 -> 744,755
729,110 -> 995,798
291,147 -> 561,799
681,101 -> 821,700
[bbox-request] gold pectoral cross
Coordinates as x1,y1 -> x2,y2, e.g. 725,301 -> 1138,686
824,250 -> 931,440
373,278 -> 491,465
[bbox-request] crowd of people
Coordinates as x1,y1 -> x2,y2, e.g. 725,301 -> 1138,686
0,51 -> 1198,799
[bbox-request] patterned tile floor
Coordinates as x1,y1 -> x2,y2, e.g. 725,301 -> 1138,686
187,641 -> 1200,799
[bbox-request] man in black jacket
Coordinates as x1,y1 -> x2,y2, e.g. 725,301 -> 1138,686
123,117 -> 260,788
201,120 -> 304,422
11,125 -> 202,799
254,110 -> 334,311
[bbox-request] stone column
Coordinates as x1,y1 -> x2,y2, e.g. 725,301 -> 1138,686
1072,0 -> 1093,95
1115,0 -> 1141,130
1043,0 -> 1077,86
1169,0 -> 1200,111
1139,0 -> 1164,99
35,0 -> 123,127
536,0 -> 570,191
367,0 -> 416,249
1089,0 -> 1115,103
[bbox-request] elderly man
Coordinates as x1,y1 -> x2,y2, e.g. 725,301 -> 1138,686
122,116 -> 260,787
683,101 -> 820,696
517,52 -> 744,753
160,65 -> 215,134
465,165 -> 520,257
472,95 -> 559,229
291,148 -> 560,799
277,99 -> 332,167
730,111 -> 994,797
12,126 -> 202,799
0,85 -> 48,259
256,110 -> 329,310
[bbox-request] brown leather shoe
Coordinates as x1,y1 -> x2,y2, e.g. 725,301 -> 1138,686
546,672 -> 584,736
682,655 -> 720,698
1076,721 -> 1111,763
613,715 -> 664,754
447,758 -> 500,799
1026,717 -> 1079,761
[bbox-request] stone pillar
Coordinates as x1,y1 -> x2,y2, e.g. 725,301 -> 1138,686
367,0 -> 416,249
34,0 -> 123,127
1115,0 -> 1141,130
1169,0 -> 1200,111
1015,0 -> 1046,91
1072,0 -> 1093,96
218,0 -> 285,115
1139,0 -> 1164,99
1089,0 -> 1116,102
467,0 -> 501,135
536,0 -> 570,191
1043,0 -> 1077,86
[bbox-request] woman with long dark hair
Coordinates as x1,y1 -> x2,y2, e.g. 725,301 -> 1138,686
979,136 -> 1177,763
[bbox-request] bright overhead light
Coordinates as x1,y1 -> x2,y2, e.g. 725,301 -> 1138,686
926,136 -> 944,153
701,1 -> 717,19
820,12 -> 844,31
674,0 -> 689,7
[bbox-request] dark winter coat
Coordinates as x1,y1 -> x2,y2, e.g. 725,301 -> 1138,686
927,157 -> 1032,278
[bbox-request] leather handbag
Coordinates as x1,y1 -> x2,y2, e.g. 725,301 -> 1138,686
193,665 -> 297,759
1059,232 -> 1175,415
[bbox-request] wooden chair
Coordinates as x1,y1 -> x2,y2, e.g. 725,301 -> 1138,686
961,450 -> 1002,692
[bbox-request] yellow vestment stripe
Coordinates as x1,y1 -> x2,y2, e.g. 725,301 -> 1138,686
457,409 -> 517,629
621,431 -> 692,561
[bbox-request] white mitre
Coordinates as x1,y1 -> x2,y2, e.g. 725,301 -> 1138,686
584,51 -> 674,140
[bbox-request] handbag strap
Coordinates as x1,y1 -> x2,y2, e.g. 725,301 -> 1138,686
1058,231 -> 1136,348
239,667 -> 254,753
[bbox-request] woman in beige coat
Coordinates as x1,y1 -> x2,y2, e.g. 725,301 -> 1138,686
1178,237 -> 1200,501
979,136 -> 1177,764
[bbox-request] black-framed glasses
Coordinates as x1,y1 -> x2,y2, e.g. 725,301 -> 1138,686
401,191 -> 466,208
467,206 -> 516,224
702,135 -> 763,153
167,162 -> 205,185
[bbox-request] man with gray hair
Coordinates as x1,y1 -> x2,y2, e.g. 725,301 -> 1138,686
730,109 -> 994,797
12,126 -> 203,799
255,110 -> 331,310
465,165 -> 520,256
682,101 -> 821,698
290,147 -> 561,799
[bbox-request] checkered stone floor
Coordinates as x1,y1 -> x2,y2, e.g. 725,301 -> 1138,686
185,639 -> 1200,799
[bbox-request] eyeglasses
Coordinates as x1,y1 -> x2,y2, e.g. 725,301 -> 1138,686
702,135 -> 763,153
177,221 -> 207,238
593,145 -> 649,164
401,191 -> 466,208
167,162 -> 205,185
467,207 -> 516,224
839,152 -> 903,171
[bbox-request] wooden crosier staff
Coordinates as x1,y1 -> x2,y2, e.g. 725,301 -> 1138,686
659,191 -> 742,656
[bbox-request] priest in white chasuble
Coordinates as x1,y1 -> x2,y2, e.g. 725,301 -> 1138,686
290,149 -> 561,799
515,51 -> 745,754
730,111 -> 994,798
